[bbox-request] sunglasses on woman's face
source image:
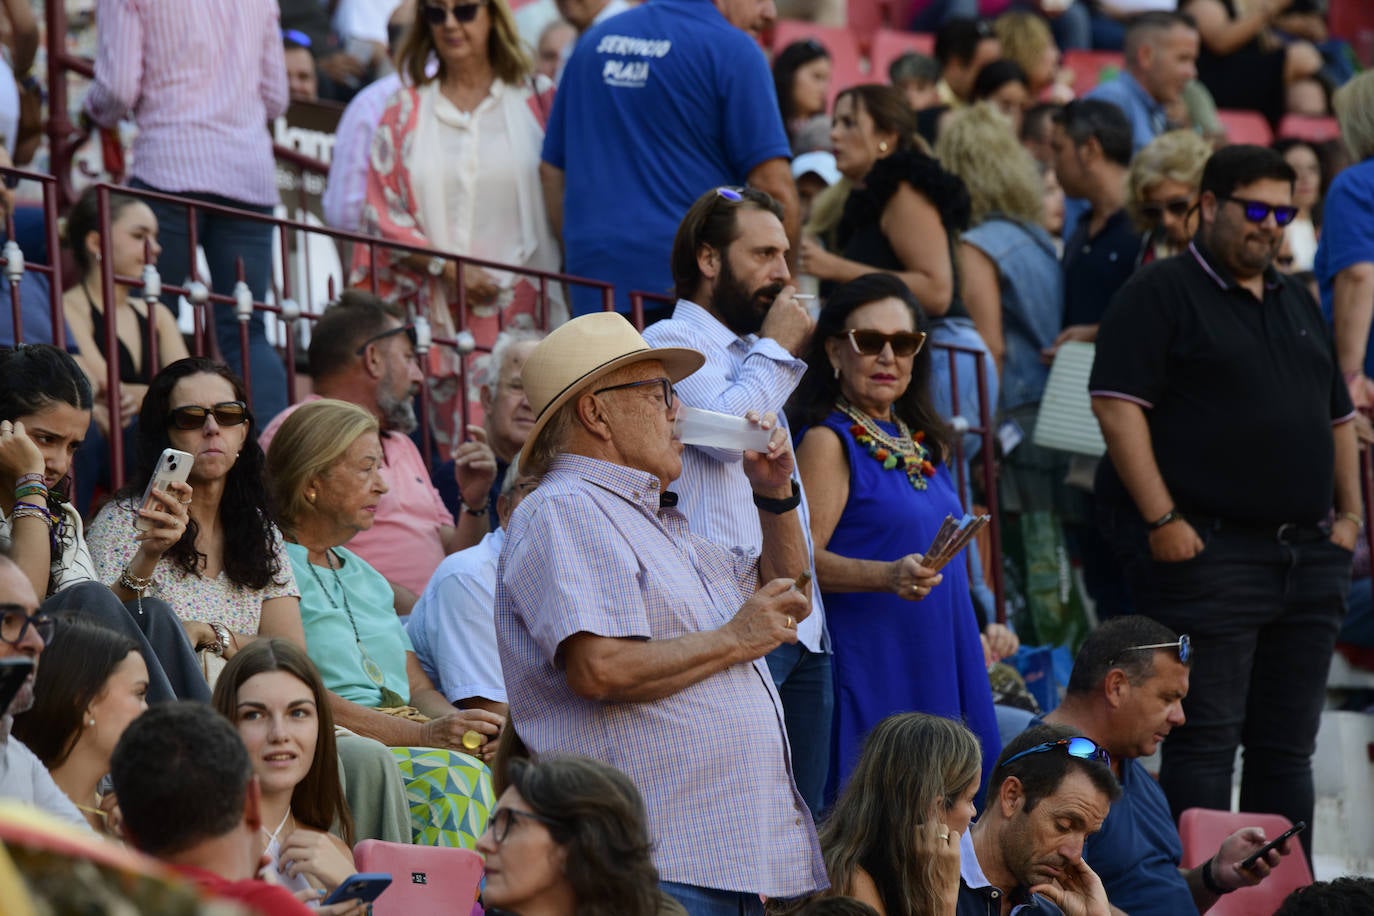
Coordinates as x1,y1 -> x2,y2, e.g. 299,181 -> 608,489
1140,197 -> 1192,222
422,1 -> 484,25
839,328 -> 927,357
167,400 -> 249,431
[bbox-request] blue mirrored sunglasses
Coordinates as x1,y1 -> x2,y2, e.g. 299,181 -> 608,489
1220,196 -> 1298,227
1112,634 -> 1191,666
1002,735 -> 1111,769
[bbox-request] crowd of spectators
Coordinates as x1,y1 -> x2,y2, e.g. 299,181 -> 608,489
2,0 -> 1374,914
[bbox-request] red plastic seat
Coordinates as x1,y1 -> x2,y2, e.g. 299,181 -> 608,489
1276,114 -> 1342,143
1176,808 -> 1313,916
1061,49 -> 1125,97
1329,0 -> 1374,45
770,21 -> 866,106
868,29 -> 936,85
1217,109 -> 1274,146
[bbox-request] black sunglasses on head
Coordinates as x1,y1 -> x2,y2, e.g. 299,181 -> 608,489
354,324 -> 418,356
422,1 -> 485,25
167,400 -> 249,431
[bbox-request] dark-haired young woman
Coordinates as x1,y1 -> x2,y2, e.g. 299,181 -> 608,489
0,344 -> 207,702
88,357 -> 305,658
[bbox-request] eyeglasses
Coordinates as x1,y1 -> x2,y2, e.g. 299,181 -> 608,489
1002,735 -> 1111,769
840,328 -> 927,357
592,376 -> 676,410
487,806 -> 559,844
0,606 -> 54,647
1140,197 -> 1193,222
1111,634 -> 1191,667
167,400 -> 249,431
354,324 -> 418,356
422,2 -> 485,25
1220,196 -> 1298,227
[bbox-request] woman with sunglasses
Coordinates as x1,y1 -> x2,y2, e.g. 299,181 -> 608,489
1127,130 -> 1210,265
351,0 -> 563,453
12,617 -> 148,836
0,344 -> 206,703
790,273 -> 1000,803
477,754 -> 685,916
87,358 -> 305,666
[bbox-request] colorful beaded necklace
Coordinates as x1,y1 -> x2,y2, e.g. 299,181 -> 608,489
838,396 -> 936,492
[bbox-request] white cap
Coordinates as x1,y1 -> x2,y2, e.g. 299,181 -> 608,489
791,151 -> 840,187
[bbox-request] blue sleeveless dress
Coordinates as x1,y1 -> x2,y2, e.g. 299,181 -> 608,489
815,410 -> 1001,802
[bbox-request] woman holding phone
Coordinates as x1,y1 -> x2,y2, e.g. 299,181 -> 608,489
0,344 -> 205,702
88,358 -> 305,661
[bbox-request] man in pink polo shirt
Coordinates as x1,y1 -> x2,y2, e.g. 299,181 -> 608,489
260,292 -> 496,614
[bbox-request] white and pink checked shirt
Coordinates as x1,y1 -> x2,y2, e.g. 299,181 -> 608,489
496,453 -> 827,898
85,0 -> 289,207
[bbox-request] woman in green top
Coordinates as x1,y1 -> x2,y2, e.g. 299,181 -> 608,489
267,397 -> 501,847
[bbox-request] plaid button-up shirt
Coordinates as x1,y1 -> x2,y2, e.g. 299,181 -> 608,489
496,453 -> 826,897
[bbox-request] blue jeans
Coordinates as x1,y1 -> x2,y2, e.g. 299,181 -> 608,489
131,179 -> 288,423
764,642 -> 833,817
1117,521 -> 1349,861
661,882 -> 764,916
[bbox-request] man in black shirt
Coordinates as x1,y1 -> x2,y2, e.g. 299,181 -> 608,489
1090,145 -> 1359,858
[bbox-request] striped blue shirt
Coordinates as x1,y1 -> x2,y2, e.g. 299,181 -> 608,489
644,299 -> 828,652
495,453 -> 827,896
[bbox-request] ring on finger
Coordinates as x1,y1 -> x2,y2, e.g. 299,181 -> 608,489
785,615 -> 795,629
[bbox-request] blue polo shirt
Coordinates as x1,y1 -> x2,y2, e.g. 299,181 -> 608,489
1086,71 -> 1168,154
1315,158 -> 1374,377
542,0 -> 791,315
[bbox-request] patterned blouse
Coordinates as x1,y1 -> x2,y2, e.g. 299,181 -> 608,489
86,499 -> 299,634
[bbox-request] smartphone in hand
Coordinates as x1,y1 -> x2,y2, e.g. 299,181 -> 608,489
321,873 -> 393,906
134,449 -> 193,532
1239,821 -> 1306,871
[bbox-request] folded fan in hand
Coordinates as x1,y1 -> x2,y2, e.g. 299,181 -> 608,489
922,514 -> 991,572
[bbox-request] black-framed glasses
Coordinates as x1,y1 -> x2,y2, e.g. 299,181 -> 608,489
840,328 -> 927,358
354,324 -> 418,356
0,606 -> 54,647
1111,634 -> 1191,667
487,806 -> 560,844
167,400 -> 249,431
1140,197 -> 1193,222
1220,196 -> 1298,227
422,1 -> 485,25
592,376 -> 676,410
1002,736 -> 1111,769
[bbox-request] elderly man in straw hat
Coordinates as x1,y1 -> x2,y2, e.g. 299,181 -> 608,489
494,312 -> 827,915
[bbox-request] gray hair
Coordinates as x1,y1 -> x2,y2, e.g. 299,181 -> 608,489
482,327 -> 547,396
500,454 -> 524,497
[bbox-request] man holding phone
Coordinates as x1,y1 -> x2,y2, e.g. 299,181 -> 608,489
1036,616 -> 1294,915
0,552 -> 88,828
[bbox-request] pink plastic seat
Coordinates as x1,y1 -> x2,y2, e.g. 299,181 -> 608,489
1176,808 -> 1313,916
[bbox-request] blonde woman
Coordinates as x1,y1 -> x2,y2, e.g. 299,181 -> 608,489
1126,130 -> 1210,262
994,12 -> 1071,105
352,0 -> 563,450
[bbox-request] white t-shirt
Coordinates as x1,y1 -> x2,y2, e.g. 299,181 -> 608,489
0,502 -> 99,595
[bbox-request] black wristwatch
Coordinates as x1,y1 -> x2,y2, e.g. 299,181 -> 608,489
753,480 -> 801,515
1148,509 -> 1182,531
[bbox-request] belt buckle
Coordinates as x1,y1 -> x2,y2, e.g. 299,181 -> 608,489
1276,522 -> 1297,545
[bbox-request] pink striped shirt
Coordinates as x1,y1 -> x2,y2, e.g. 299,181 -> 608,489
85,0 -> 289,207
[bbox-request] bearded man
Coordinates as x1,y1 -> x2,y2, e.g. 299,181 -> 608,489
642,186 -> 832,814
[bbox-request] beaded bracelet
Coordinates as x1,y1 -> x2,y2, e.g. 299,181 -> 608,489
119,567 -> 154,616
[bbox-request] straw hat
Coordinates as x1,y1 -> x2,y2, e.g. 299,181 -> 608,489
518,312 -> 705,466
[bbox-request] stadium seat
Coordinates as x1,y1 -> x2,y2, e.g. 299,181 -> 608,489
1216,109 -> 1273,146
1329,0 -> 1374,51
353,840 -> 485,916
770,21 -> 866,105
1061,49 -> 1125,97
1176,808 -> 1313,916
868,29 -> 936,85
1276,114 -> 1342,143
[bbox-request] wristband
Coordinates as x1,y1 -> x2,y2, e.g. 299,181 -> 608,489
1201,855 -> 1234,896
753,480 -> 801,515
16,472 -> 44,487
1148,509 -> 1181,531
